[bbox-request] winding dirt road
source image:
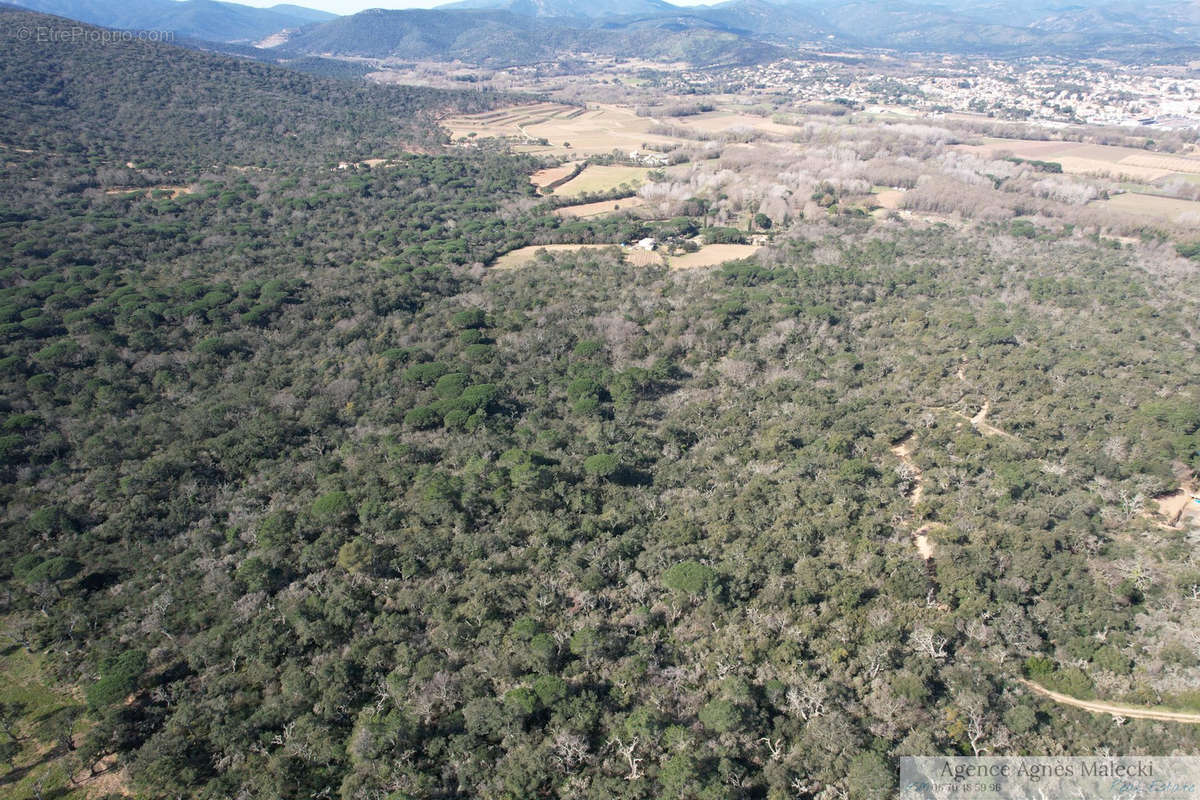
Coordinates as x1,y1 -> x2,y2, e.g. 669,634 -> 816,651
1019,679 -> 1200,724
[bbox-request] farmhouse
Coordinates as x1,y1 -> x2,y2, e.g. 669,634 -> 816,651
629,150 -> 671,167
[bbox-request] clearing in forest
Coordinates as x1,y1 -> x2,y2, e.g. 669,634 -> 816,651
554,196 -> 648,219
490,241 -> 759,271
1093,192 -> 1200,224
553,165 -> 652,198
1152,483 -> 1200,528
666,244 -> 760,270
490,244 -> 622,270
105,185 -> 193,199
337,158 -> 390,169
0,644 -> 133,798
490,244 -> 666,270
871,187 -> 907,210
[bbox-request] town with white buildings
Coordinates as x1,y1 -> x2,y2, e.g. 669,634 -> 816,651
656,54 -> 1200,131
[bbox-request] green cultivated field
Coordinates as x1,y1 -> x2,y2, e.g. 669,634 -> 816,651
554,165 -> 652,197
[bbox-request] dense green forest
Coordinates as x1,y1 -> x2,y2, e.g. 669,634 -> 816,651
2,8 -> 1200,800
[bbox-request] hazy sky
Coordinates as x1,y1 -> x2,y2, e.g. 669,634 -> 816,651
243,0 -> 714,15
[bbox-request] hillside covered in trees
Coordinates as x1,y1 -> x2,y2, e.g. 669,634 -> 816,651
0,9 -> 515,168
1,8 -> 1200,800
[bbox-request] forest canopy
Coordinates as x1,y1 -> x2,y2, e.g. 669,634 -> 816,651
1,8 -> 1200,800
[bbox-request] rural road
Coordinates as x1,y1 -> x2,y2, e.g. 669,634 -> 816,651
1019,679 -> 1200,724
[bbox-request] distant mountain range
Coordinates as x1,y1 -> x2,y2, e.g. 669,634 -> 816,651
273,0 -> 1200,65
438,0 -> 679,17
11,0 -> 1200,64
9,0 -> 333,43
272,7 -> 785,67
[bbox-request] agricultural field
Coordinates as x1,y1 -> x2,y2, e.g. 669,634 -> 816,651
1093,192 -> 1200,223
956,138 -> 1200,182
489,243 -> 624,270
666,243 -> 761,269
442,102 -> 579,145
552,164 -> 651,198
444,102 -> 686,156
529,161 -> 581,189
489,242 -> 760,271
623,247 -> 665,267
662,110 -> 800,138
447,101 -> 811,160
553,195 -> 648,218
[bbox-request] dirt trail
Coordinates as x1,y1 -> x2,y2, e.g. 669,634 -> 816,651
968,399 -> 1017,439
970,399 -> 991,426
974,403 -> 1009,437
935,401 -> 1019,441
1019,679 -> 1200,724
891,436 -> 934,560
891,438 -> 924,506
950,360 -> 1017,440
911,526 -> 935,560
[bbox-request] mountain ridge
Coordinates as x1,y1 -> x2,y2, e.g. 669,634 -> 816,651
439,0 -> 679,18
10,0 -> 334,42
11,0 -> 1200,64
275,7 -> 785,67
273,0 -> 1200,64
